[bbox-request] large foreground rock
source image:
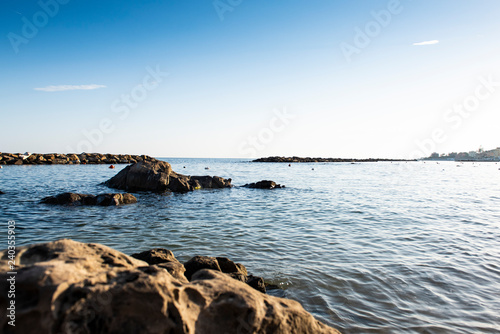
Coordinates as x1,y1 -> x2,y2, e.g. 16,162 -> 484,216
41,192 -> 137,206
0,239 -> 340,334
104,160 -> 232,192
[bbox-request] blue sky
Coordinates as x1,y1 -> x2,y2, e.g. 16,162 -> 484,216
1,0 -> 499,158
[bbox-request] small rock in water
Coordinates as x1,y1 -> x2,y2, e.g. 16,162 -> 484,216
41,192 -> 137,206
184,255 -> 266,292
242,180 -> 284,189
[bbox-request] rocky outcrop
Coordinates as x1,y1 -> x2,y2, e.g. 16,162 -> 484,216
0,152 -> 156,165
0,190 -> 4,195
253,156 -> 413,163
41,192 -> 137,206
0,239 -> 340,334
104,160 -> 232,193
243,180 -> 285,189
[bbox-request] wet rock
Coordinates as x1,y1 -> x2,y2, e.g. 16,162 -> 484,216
41,192 -> 137,206
131,249 -> 188,283
183,255 -> 265,292
104,160 -> 232,193
131,248 -> 177,265
227,272 -> 267,293
243,180 -> 285,189
184,256 -> 222,281
104,160 -> 172,192
0,190 -> 4,195
0,239 -> 341,334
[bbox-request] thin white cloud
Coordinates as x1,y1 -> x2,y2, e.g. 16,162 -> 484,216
413,40 -> 439,46
34,84 -> 107,92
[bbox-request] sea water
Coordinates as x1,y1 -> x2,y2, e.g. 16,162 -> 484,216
1,159 -> 499,333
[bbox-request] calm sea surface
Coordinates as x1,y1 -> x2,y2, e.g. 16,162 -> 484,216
1,159 -> 499,333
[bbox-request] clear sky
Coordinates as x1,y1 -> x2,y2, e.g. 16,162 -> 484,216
1,0 -> 499,158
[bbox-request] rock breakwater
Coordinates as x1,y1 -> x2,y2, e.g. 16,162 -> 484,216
0,152 -> 156,165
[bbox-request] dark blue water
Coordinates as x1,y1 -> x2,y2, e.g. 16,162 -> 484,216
1,159 -> 499,333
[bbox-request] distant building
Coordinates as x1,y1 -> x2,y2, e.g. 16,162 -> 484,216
484,147 -> 500,159
468,151 -> 477,158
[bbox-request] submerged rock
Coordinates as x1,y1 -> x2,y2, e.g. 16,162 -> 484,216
41,192 -> 137,206
243,180 -> 285,189
0,239 -> 341,334
104,160 -> 232,192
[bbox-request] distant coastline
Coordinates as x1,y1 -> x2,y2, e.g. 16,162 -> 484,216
423,146 -> 500,162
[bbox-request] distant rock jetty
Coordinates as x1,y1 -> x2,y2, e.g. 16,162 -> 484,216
0,152 -> 156,165
253,156 -> 412,163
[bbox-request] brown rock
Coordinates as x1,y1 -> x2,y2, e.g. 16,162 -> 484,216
0,240 -> 340,334
183,255 -> 265,292
157,261 -> 189,283
95,193 -> 137,206
68,154 -> 80,162
41,192 -> 137,206
131,248 -> 177,265
105,160 -> 173,192
184,255 -> 222,281
216,256 -> 248,276
104,160 -> 232,193
243,180 -> 285,189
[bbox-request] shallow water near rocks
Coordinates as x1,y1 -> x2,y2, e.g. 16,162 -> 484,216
1,159 -> 499,333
